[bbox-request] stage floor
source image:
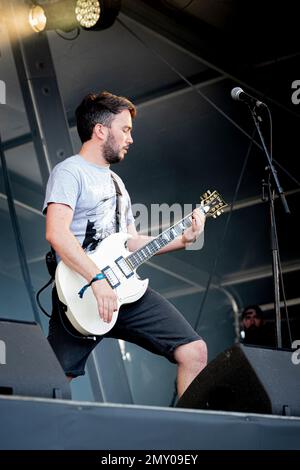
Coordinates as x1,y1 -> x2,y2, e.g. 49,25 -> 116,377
0,395 -> 300,450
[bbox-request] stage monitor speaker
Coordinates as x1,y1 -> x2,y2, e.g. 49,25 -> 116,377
0,318 -> 71,399
176,344 -> 300,416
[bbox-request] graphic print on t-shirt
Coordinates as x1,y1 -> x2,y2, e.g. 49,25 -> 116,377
82,192 -> 117,252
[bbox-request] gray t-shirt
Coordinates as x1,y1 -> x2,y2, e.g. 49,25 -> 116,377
43,154 -> 134,253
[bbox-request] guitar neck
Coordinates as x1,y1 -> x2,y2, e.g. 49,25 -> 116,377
126,212 -> 195,270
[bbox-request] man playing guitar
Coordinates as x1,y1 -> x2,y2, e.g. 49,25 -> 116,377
43,91 -> 207,398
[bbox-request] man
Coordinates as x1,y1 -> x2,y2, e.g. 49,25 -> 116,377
44,91 -> 207,398
240,305 -> 275,347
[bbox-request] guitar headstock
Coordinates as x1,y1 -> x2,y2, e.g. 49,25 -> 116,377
200,190 -> 228,218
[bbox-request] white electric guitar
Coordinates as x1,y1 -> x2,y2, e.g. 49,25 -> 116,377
55,190 -> 227,336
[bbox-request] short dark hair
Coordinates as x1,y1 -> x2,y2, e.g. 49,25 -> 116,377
75,91 -> 136,143
241,304 -> 264,320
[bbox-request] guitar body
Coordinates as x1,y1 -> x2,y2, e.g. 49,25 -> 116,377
55,232 -> 149,336
55,189 -> 227,337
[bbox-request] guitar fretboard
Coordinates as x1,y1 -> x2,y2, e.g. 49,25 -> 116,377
126,214 -> 194,270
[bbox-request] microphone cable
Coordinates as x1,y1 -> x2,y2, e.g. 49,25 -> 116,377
251,105 -> 293,347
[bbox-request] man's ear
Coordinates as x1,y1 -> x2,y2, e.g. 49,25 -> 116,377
93,123 -> 107,141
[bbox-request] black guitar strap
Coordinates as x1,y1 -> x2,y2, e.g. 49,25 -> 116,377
111,173 -> 122,233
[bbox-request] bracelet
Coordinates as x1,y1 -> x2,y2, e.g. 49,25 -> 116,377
78,273 -> 106,299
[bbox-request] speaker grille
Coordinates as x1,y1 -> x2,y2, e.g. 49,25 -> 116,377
177,344 -> 299,416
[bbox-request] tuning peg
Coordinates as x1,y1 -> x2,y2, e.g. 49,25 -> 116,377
207,190 -> 211,195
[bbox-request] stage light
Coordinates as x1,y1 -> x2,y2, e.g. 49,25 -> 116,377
75,0 -> 101,29
28,4 -> 47,33
28,0 -> 121,33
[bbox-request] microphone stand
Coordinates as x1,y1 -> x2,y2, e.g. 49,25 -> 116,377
249,105 -> 291,348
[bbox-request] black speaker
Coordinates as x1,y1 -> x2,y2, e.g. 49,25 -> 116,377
0,319 -> 71,399
176,344 -> 300,416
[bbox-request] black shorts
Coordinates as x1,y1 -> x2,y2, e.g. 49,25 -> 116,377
48,287 -> 201,377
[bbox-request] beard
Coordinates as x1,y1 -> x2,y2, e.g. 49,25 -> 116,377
103,132 -> 122,164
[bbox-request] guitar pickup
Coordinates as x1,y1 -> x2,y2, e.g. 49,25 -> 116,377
115,256 -> 134,278
102,266 -> 121,289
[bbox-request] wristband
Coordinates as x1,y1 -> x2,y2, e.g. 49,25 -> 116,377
78,273 -> 106,299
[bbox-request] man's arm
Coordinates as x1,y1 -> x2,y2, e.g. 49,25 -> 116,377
46,203 -> 117,323
126,208 -> 205,254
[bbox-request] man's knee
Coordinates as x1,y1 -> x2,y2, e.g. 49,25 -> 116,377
174,339 -> 207,367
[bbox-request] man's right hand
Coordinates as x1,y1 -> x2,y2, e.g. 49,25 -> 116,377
91,279 -> 118,324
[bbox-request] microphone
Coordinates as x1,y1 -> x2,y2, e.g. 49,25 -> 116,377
231,87 -> 266,108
